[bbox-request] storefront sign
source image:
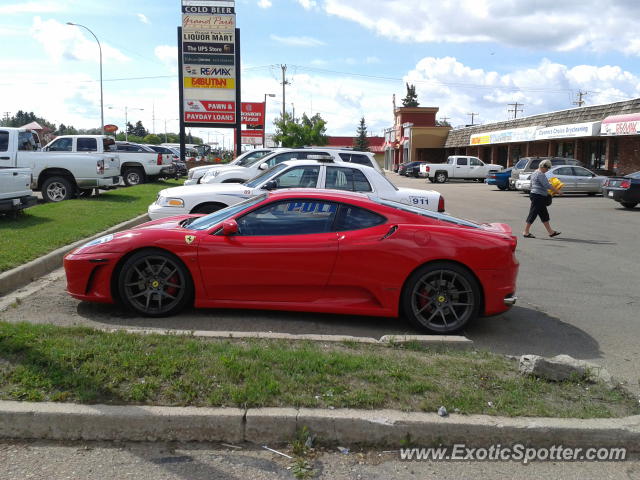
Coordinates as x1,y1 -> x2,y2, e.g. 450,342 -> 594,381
183,31 -> 235,42
241,102 -> 265,125
183,53 -> 235,65
184,77 -> 235,88
182,14 -> 235,30
601,113 -> 640,136
182,5 -> 235,14
184,65 -> 235,77
470,126 -> 539,145
183,42 -> 234,54
184,100 -> 235,112
185,112 -> 235,123
535,122 -> 600,140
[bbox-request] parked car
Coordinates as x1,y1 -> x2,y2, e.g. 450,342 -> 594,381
0,166 -> 37,216
510,157 -> 583,189
515,166 -> 607,194
184,148 -> 273,185
420,156 -> 502,183
200,148 -> 382,185
148,156 -> 444,219
114,141 -> 174,185
399,161 -> 427,177
602,171 -> 640,209
4,129 -> 120,202
485,168 -> 513,190
66,189 -> 518,333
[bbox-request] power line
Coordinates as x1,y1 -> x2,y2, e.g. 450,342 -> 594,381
573,90 -> 588,107
507,102 -> 524,119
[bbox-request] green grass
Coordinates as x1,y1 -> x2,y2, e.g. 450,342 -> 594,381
0,180 -> 180,272
0,321 -> 637,418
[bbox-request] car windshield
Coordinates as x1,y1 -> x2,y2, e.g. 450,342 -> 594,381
237,150 -> 271,166
244,152 -> 278,167
374,198 -> 480,228
185,195 -> 267,231
243,163 -> 289,188
514,159 -> 528,169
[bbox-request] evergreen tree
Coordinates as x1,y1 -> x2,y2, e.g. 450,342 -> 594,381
132,120 -> 148,137
353,117 -> 370,151
401,83 -> 420,107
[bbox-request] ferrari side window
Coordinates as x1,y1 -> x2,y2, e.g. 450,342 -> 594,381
333,205 -> 385,232
237,200 -> 338,236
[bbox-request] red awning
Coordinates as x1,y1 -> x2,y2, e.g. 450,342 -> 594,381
602,113 -> 640,124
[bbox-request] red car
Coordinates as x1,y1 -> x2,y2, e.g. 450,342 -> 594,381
64,190 -> 519,333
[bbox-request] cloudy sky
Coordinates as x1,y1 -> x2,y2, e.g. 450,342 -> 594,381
2,0 -> 640,146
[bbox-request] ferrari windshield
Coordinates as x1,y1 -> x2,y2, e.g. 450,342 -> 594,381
185,195 -> 267,231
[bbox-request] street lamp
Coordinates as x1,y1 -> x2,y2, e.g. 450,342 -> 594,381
263,93 -> 275,148
124,106 -> 144,141
67,22 -> 103,135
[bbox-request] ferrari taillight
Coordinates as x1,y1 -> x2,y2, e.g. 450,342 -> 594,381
437,195 -> 445,212
620,180 -> 631,189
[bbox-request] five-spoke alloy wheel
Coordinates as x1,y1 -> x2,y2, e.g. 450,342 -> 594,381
402,262 -> 481,333
118,250 -> 193,316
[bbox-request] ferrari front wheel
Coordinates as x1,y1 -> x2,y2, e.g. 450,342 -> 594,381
118,249 -> 193,316
402,262 -> 481,333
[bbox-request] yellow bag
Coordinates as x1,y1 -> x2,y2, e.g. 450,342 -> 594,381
548,176 -> 564,196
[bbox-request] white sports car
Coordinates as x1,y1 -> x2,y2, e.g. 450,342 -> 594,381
149,158 -> 444,220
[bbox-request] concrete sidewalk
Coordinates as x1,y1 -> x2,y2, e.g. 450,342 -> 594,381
1,401 -> 639,450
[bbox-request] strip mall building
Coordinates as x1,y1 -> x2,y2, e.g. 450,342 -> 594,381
384,97 -> 640,175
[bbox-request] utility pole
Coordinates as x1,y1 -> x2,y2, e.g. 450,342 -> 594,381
507,102 -> 523,119
573,91 -> 588,107
467,112 -> 479,125
440,116 -> 450,125
281,64 -> 289,120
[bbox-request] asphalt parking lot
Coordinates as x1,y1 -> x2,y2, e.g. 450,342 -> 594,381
1,174 -> 639,391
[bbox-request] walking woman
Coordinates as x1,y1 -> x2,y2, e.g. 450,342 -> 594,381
523,159 -> 562,238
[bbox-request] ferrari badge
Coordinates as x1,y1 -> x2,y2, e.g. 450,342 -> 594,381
184,235 -> 196,245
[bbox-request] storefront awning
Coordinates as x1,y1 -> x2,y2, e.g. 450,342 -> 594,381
601,113 -> 640,136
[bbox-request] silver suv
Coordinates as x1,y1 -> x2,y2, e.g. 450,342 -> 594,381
510,156 -> 583,188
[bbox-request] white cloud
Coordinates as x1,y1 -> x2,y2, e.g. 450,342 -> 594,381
0,1 -> 63,14
322,0 -> 640,55
137,13 -> 150,24
365,56 -> 381,64
257,0 -> 272,8
30,17 -> 130,64
404,57 -> 640,127
154,45 -> 178,72
297,0 -> 318,9
270,34 -> 326,47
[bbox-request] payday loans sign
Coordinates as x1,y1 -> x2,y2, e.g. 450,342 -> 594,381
181,0 -> 237,125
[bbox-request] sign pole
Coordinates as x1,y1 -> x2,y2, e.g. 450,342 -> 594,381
234,28 -> 241,156
177,26 -> 186,162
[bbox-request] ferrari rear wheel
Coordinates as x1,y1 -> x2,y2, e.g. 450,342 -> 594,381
402,262 -> 481,334
118,249 -> 193,316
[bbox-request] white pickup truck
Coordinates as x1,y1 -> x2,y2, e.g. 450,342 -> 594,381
0,128 -> 121,202
43,136 -> 173,186
0,166 -> 37,216
419,155 -> 502,183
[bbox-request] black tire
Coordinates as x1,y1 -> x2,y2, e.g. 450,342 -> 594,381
621,202 -> 638,209
118,249 -> 193,317
434,171 -> 448,183
123,167 -> 146,186
498,185 -> 508,191
427,178 -> 435,183
191,202 -> 226,214
42,176 -> 75,203
401,262 -> 481,334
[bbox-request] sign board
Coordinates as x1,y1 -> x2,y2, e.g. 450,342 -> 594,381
535,122 -> 600,140
470,126 -> 540,145
601,113 -> 640,136
181,0 -> 236,125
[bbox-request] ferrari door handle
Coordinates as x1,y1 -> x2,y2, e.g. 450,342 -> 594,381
380,225 -> 398,240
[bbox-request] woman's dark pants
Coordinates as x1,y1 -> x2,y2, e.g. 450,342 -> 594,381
526,193 -> 550,224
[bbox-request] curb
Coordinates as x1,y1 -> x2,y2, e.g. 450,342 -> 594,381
1,401 -> 639,450
101,328 -> 474,349
0,214 -> 149,297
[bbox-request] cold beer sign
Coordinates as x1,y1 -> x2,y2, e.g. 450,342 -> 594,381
181,0 -> 237,125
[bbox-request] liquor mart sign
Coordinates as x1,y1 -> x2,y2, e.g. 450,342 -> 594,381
181,0 -> 237,125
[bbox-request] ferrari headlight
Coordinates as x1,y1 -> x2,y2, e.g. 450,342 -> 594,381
157,196 -> 185,207
75,234 -> 114,252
